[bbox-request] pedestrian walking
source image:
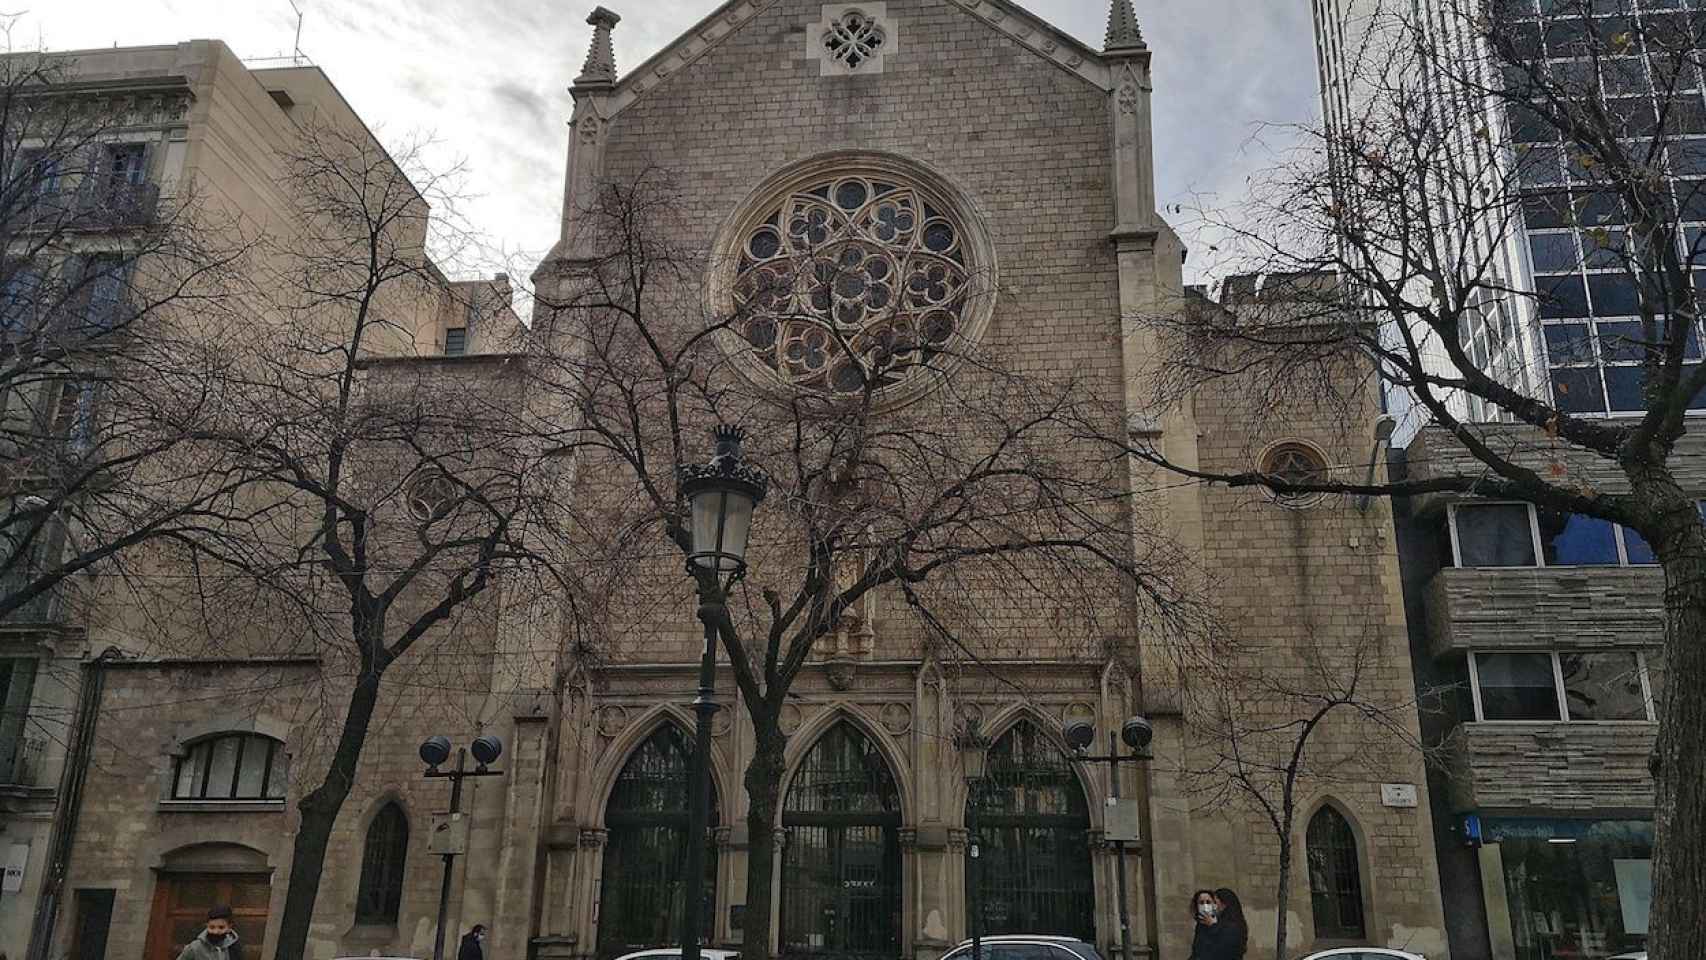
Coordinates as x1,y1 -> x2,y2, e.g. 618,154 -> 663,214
175,905 -> 241,960
1187,889 -> 1217,960
457,924 -> 486,960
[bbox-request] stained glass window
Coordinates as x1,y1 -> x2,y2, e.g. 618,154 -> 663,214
1307,805 -> 1367,940
733,174 -> 974,398
356,802 -> 409,923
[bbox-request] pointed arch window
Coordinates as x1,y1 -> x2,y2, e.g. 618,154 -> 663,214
355,802 -> 409,923
782,721 -> 902,960
597,725 -> 720,959
1307,805 -> 1367,940
967,721 -> 1095,941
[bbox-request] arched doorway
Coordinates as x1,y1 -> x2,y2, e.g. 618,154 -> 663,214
144,844 -> 272,960
781,721 -> 902,960
967,720 -> 1095,940
597,724 -> 720,958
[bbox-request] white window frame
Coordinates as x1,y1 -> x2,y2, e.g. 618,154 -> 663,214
1447,500 -> 1678,569
1469,650 -> 1659,723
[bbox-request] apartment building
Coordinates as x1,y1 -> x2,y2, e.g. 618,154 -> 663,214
1310,2 -> 1692,957
0,40 -> 517,960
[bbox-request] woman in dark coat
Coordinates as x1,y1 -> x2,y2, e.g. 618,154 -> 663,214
457,925 -> 486,960
1205,888 -> 1249,960
1188,890 -> 1218,960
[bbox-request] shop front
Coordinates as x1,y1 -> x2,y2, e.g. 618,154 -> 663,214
1471,817 -> 1652,960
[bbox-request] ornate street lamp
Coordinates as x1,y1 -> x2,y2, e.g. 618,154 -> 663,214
957,719 -> 992,960
676,425 -> 768,960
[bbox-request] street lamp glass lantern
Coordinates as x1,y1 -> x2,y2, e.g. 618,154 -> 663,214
680,425 -> 769,574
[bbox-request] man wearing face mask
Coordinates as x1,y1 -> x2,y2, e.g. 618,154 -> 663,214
176,905 -> 241,960
457,923 -> 486,960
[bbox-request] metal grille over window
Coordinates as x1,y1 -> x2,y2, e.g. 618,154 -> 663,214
967,721 -> 1095,941
597,725 -> 719,959
444,327 -> 467,356
733,173 -> 974,397
171,733 -> 287,801
1306,805 -> 1367,940
822,10 -> 886,69
355,802 -> 409,923
782,721 -> 901,960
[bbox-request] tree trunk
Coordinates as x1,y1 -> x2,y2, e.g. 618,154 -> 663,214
271,665 -> 386,960
740,710 -> 788,960
1650,508 -> 1706,960
1273,834 -> 1291,960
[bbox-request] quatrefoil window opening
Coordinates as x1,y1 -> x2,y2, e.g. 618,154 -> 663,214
734,174 -> 972,397
823,10 -> 887,69
405,470 -> 459,521
1260,442 -> 1331,506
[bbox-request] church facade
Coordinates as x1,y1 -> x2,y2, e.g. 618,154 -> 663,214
9,5 -> 1452,960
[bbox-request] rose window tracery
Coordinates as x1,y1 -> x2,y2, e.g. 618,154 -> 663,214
732,174 -> 975,397
822,10 -> 887,69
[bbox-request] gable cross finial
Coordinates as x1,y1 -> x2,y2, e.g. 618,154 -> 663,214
576,7 -> 621,88
1104,0 -> 1146,52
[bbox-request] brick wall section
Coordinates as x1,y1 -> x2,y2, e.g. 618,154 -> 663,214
1446,723 -> 1659,812
1426,566 -> 1666,654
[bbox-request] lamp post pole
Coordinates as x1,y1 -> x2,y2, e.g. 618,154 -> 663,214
420,737 -> 504,960
967,782 -> 983,960
677,426 -> 767,960
1064,719 -> 1152,960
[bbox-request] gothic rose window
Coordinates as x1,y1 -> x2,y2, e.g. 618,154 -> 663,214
734,174 -> 973,397
822,10 -> 886,69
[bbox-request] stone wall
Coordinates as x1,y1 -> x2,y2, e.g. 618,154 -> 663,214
1445,723 -> 1658,812
1426,566 -> 1666,654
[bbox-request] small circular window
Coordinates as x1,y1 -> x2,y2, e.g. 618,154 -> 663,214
1260,441 -> 1330,505
405,470 -> 459,521
713,154 -> 996,404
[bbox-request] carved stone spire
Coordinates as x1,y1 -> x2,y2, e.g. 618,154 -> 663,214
574,7 -> 621,88
1104,0 -> 1146,52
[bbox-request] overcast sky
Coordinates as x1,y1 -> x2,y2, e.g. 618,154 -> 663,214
26,0 -> 1320,281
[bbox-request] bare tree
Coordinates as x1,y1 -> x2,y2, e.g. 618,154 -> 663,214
1175,623 -> 1434,960
1107,2 -> 1706,956
527,168 -> 1209,960
0,41 -> 256,627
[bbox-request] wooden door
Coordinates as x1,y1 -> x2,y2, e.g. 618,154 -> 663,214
145,874 -> 271,960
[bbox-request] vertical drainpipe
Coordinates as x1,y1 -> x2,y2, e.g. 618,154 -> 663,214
24,647 -> 120,960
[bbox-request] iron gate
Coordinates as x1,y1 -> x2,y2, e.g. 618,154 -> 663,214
782,722 -> 902,960
598,725 -> 719,959
970,722 -> 1095,941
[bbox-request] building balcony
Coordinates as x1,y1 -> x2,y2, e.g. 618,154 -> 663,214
1424,566 -> 1664,657
19,180 -> 161,232
0,734 -> 45,788
1445,721 -> 1657,813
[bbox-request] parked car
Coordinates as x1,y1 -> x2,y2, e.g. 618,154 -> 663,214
1607,952 -> 1648,960
612,950 -> 742,960
938,935 -> 1104,960
1296,950 -> 1429,960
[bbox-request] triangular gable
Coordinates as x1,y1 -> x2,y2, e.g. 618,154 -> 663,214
604,0 -> 1112,117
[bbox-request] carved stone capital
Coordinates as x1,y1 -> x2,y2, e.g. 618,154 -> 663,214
579,828 -> 608,848
898,827 -> 918,849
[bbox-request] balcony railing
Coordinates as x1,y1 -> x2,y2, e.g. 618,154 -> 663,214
0,734 -> 45,786
18,180 -> 161,232
0,571 -> 64,625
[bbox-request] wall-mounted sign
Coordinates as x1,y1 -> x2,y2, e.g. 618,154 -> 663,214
428,812 -> 469,856
2,843 -> 29,893
1381,783 -> 1419,808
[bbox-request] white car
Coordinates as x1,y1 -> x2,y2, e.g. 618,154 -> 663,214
1298,949 -> 1429,960
613,950 -> 742,960
1608,953 -> 1648,960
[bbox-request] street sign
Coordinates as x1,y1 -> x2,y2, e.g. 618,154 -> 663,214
428,812 -> 469,855
2,843 -> 28,893
1381,783 -> 1419,808
1104,797 -> 1141,842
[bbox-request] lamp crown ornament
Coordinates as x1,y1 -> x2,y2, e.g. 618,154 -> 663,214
679,424 -> 770,503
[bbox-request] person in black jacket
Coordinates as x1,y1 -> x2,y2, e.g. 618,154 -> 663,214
1205,888 -> 1249,960
456,924 -> 486,960
1187,890 -> 1220,960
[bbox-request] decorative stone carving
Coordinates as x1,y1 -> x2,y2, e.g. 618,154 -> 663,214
1118,77 -> 1139,115
779,702 -> 805,735
898,827 -> 918,849
711,708 -> 732,737
879,702 -> 912,736
1062,701 -> 1097,727
809,4 -> 899,77
827,658 -> 858,691
595,704 -> 629,738
579,827 -> 608,848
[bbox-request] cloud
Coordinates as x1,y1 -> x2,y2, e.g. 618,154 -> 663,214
490,80 -> 550,134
